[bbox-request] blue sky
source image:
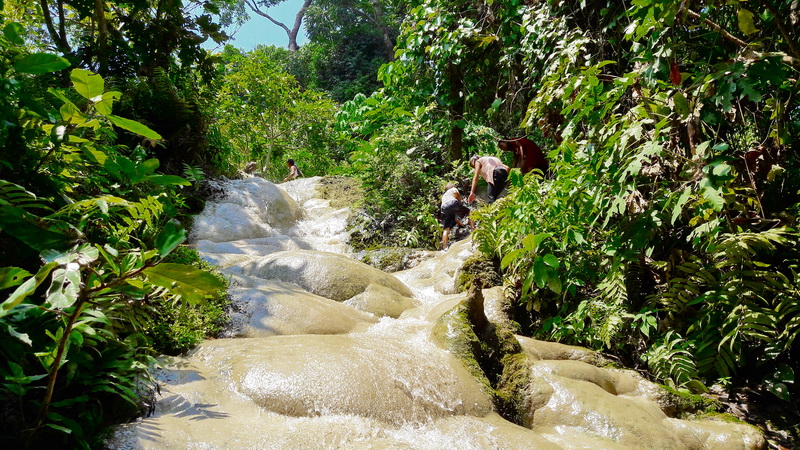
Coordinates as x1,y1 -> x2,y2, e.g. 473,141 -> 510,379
205,0 -> 310,52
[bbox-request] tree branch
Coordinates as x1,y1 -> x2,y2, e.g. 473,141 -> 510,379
755,0 -> 800,60
685,8 -> 748,48
244,0 -> 290,35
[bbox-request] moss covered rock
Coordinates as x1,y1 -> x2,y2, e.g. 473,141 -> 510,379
455,253 -> 502,292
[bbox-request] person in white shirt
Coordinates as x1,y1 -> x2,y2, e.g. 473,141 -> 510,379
440,182 -> 474,250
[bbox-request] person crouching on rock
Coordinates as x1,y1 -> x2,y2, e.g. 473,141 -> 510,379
468,154 -> 510,204
282,158 -> 302,182
441,182 -> 475,250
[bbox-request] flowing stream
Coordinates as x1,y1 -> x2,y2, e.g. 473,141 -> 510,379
111,177 -> 764,449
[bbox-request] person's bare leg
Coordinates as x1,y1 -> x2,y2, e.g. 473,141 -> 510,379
468,217 -> 475,231
442,227 -> 451,250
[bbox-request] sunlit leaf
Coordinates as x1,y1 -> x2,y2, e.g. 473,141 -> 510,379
14,53 -> 70,74
143,263 -> 224,305
3,22 -> 24,45
70,69 -> 104,100
737,9 -> 758,35
106,115 -> 162,140
0,267 -> 31,290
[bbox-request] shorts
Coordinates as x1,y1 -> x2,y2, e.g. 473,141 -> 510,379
441,200 -> 470,229
488,167 -> 509,203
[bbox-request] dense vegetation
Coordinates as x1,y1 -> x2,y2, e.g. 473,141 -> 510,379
2,0 -> 799,445
337,0 -> 800,442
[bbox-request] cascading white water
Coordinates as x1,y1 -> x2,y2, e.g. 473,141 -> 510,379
110,177 -> 764,449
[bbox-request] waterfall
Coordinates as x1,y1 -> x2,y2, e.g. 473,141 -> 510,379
109,177 -> 764,449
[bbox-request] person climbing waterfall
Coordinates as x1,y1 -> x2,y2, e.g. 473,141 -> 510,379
440,182 -> 474,250
282,158 -> 302,182
467,155 -> 510,204
498,136 -> 549,176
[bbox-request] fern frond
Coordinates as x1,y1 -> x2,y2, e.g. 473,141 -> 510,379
713,228 -> 792,268
643,331 -> 699,385
0,179 -> 52,211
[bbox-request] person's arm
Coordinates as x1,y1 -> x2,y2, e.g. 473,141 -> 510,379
468,162 -> 481,203
453,190 -> 463,202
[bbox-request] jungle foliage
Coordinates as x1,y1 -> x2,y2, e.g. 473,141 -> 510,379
206,45 -> 349,180
341,0 -> 800,435
0,11 -> 228,447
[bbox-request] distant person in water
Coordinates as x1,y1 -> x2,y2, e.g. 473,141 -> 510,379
468,155 -> 510,204
282,158 -> 302,182
440,182 -> 474,250
499,137 -> 549,176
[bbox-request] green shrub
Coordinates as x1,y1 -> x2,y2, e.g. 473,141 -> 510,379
139,246 -> 230,355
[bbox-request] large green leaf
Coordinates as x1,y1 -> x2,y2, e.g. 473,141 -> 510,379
106,115 -> 162,140
145,175 -> 191,186
94,91 -> 122,116
14,53 -> 70,74
3,22 -> 24,45
0,267 -> 32,290
155,220 -> 187,258
70,69 -> 104,101
143,263 -> 224,304
0,262 -> 58,318
0,206 -> 75,251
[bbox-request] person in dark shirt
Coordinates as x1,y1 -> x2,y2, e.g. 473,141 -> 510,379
499,137 -> 549,176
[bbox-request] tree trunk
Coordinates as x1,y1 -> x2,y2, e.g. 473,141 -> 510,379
246,0 -> 312,52
371,0 -> 395,60
39,0 -> 71,54
448,64 -> 464,161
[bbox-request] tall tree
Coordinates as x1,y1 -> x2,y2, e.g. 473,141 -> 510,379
244,0 -> 312,51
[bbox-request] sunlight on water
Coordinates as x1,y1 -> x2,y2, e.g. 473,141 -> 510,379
108,176 -> 765,450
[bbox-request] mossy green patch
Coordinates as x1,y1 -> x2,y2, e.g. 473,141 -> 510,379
359,247 -> 414,272
658,385 -> 723,418
431,305 -> 494,393
456,253 -> 502,292
317,176 -> 364,210
431,287 -> 532,426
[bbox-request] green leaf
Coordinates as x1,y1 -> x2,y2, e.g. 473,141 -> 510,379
0,262 -> 57,318
543,254 -> 560,269
685,379 -> 708,394
143,263 -> 224,304
546,269 -> 562,294
533,257 -> 547,289
672,189 -> 692,225
672,92 -> 690,119
14,53 -> 70,74
701,185 -> 725,211
70,69 -> 104,101
155,220 -> 187,258
106,115 -> 162,140
44,423 -> 72,435
4,323 -> 32,345
0,267 -> 31,290
3,22 -> 25,45
94,91 -> 121,116
145,175 -> 191,187
0,206 -> 75,252
501,248 -> 526,269
737,9 -> 758,35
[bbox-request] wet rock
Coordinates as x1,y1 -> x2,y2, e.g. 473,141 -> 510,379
191,178 -> 303,242
239,250 -> 413,302
192,336 -> 495,424
224,278 -> 378,337
344,283 -> 418,318
516,336 -> 609,366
